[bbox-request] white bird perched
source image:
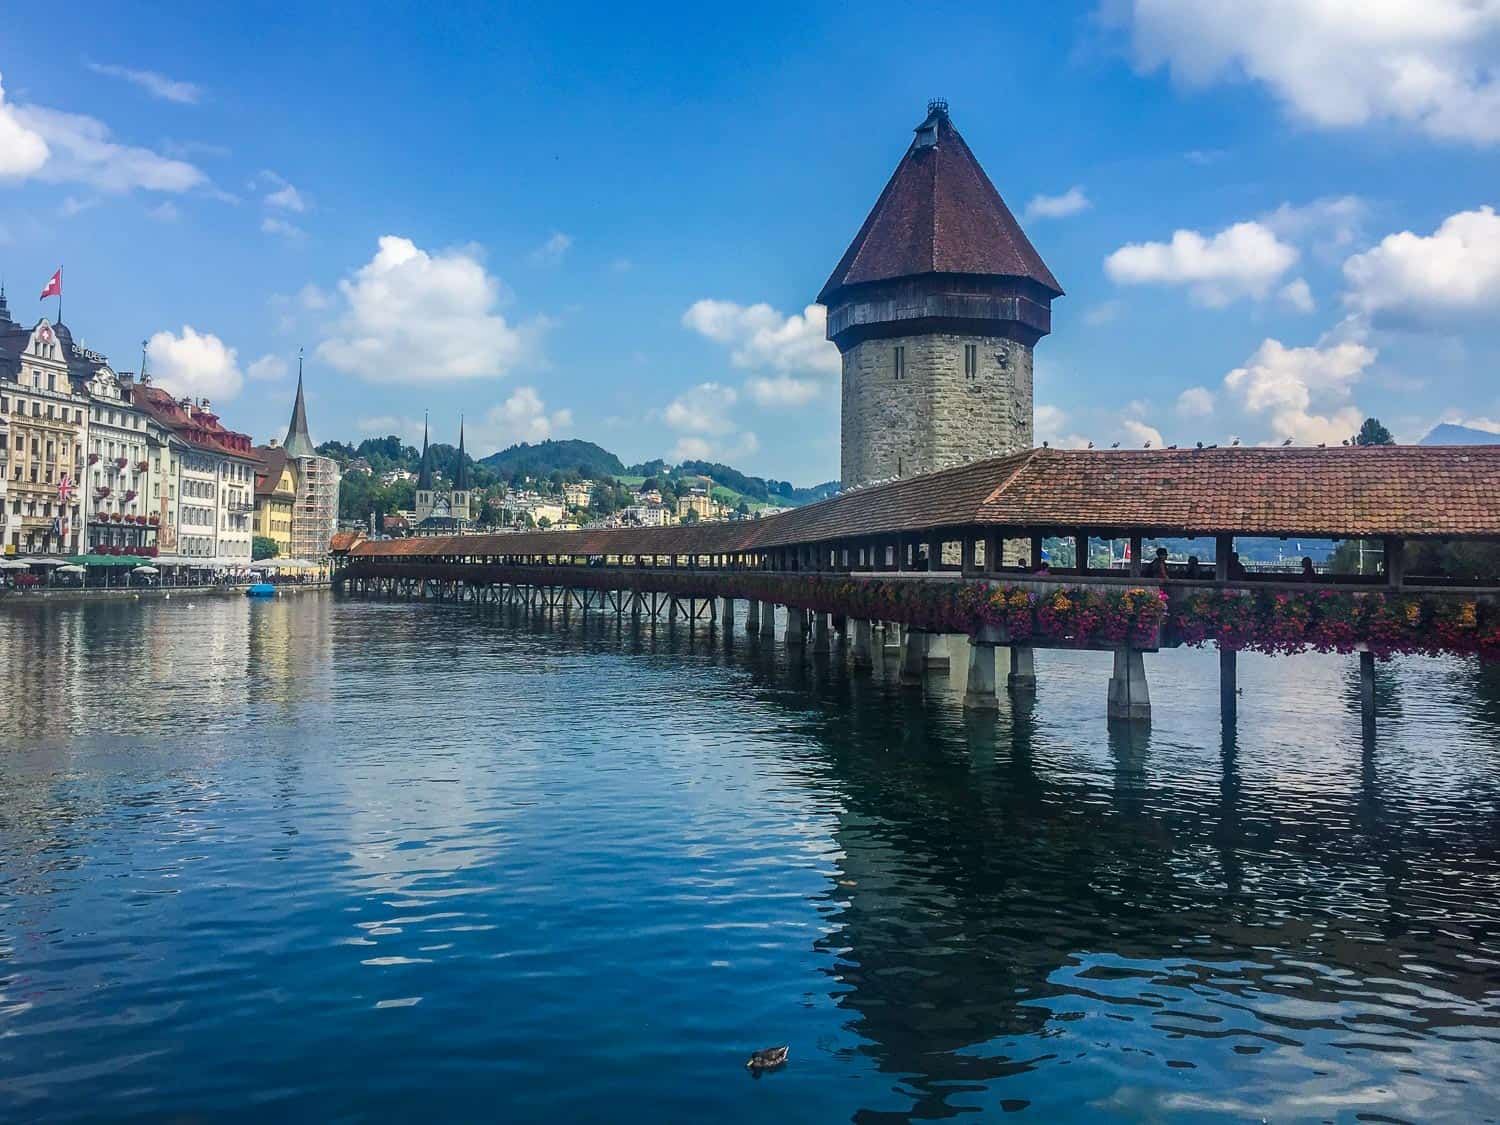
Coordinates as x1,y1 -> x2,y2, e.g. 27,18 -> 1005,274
1167,443 -> 1178,450
1143,440 -> 1153,448
1231,438 -> 1241,446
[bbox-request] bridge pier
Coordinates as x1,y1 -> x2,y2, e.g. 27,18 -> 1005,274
852,619 -> 875,669
1107,648 -> 1151,724
924,634 -> 951,671
1008,645 -> 1036,698
722,596 -> 735,630
760,603 -> 776,637
813,612 -> 831,654
746,598 -> 761,632
964,641 -> 1000,712
899,630 -> 929,687
784,605 -> 805,646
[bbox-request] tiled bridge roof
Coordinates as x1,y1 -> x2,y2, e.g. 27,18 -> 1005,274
352,445 -> 1500,560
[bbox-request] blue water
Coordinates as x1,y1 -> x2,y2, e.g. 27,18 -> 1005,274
1,593 -> 1498,1122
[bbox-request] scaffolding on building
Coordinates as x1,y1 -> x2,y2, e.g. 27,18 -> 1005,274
290,455 -> 340,560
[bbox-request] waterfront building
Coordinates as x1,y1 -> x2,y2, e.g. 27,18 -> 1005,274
413,417 -> 473,535
563,481 -> 594,510
81,365 -> 167,555
820,100 -> 1062,487
0,305 -> 89,555
135,386 -> 257,564
252,442 -> 296,556
279,365 -> 341,559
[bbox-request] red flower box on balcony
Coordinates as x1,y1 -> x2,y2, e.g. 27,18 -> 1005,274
96,485 -> 111,498
88,453 -> 100,465
111,512 -> 123,522
144,546 -> 158,558
137,461 -> 149,472
124,490 -> 137,502
148,513 -> 160,525
114,457 -> 128,469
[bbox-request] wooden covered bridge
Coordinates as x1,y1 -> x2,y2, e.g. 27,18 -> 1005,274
335,445 -> 1500,728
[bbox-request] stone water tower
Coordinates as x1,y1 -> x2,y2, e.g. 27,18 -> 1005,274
819,100 -> 1063,488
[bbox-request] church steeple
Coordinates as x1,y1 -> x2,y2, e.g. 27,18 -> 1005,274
453,416 -> 470,491
416,412 -> 435,490
282,349 -> 317,458
0,280 -> 11,327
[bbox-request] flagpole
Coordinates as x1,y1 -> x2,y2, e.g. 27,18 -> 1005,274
57,265 -> 62,326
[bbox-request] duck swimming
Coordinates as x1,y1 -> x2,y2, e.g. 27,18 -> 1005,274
745,1045 -> 789,1073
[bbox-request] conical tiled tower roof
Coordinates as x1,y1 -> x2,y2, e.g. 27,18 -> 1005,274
282,352 -> 317,458
818,102 -> 1062,303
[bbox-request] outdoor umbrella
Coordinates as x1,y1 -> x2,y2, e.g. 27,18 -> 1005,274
132,565 -> 160,575
56,565 -> 86,574
0,559 -> 31,570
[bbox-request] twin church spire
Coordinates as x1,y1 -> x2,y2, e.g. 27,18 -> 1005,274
415,411 -> 469,492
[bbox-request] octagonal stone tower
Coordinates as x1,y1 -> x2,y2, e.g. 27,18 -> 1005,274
820,101 -> 1063,488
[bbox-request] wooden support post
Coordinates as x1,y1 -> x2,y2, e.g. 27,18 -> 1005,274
983,529 -> 1000,573
1360,650 -> 1376,739
1220,647 -> 1237,727
1384,536 -> 1405,588
1129,535 -> 1143,578
760,602 -> 776,637
961,535 -> 978,576
1216,533 -> 1233,582
746,598 -> 761,632
1074,532 -> 1089,575
722,596 -> 734,629
1030,535 -> 1044,572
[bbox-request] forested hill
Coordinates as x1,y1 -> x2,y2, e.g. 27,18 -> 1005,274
478,439 -> 625,478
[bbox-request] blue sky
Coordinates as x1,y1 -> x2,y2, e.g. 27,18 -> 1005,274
2,1 -> 1498,483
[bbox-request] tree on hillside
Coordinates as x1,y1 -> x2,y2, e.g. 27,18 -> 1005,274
253,536 -> 280,561
1353,417 -> 1395,446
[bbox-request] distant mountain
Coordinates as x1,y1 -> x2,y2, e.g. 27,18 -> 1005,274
479,439 -> 626,478
1420,423 -> 1500,446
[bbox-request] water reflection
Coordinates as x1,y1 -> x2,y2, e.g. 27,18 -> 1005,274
1,595 -> 1498,1122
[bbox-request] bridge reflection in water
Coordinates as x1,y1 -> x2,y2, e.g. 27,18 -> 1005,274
464,599 -> 1500,1120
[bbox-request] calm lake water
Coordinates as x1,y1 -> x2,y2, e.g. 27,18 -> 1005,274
2,592 -> 1498,1122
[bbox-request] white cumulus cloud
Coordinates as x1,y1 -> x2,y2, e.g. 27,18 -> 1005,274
247,355 -> 288,381
145,326 -> 243,401
86,61 -> 202,105
1223,337 -> 1376,444
472,386 -> 572,452
1342,205 -> 1500,328
1104,221 -> 1298,306
746,375 -> 822,407
1116,0 -> 1500,145
0,72 -> 49,179
1024,186 -> 1091,220
682,299 -> 839,375
1279,277 -> 1315,312
11,102 -> 205,193
1176,386 -> 1215,417
317,236 -> 541,382
662,381 -> 758,461
1122,418 -> 1165,447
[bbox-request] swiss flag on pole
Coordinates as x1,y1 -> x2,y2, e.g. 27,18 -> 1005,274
40,269 -> 62,300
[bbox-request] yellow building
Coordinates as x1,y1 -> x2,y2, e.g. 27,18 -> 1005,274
253,443 -> 296,557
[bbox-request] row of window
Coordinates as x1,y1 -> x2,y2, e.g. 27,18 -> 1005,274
90,406 -> 144,430
1,395 -> 86,424
183,478 -> 217,500
9,498 -> 79,518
